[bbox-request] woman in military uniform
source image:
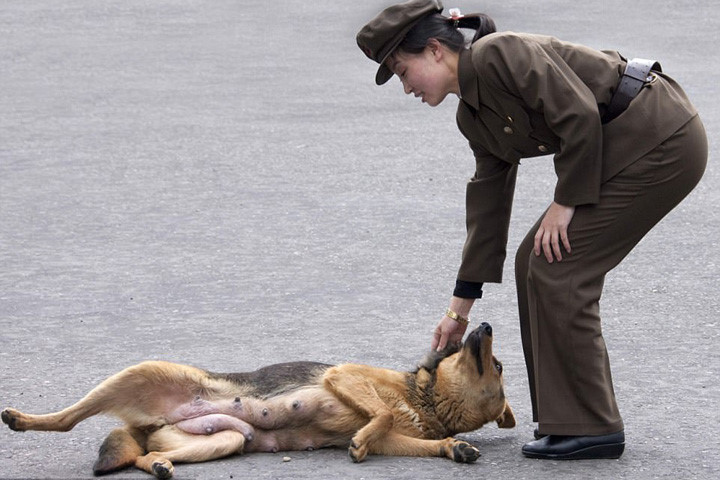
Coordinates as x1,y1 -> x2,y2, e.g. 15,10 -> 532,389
357,0 -> 707,460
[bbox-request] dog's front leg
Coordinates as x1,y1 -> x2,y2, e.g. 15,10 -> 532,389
323,367 -> 393,463
367,432 -> 481,463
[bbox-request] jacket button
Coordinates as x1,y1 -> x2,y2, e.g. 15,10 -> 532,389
506,116 -> 514,123
503,126 -> 514,134
538,145 -> 548,153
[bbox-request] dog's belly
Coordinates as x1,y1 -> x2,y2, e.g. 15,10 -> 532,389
175,414 -> 255,439
244,425 -> 355,453
169,386 -> 333,428
170,385 -> 362,452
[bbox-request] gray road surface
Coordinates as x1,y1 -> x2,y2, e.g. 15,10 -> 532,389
1,1 -> 718,479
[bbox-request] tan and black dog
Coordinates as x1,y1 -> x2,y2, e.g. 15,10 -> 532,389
2,322 -> 514,478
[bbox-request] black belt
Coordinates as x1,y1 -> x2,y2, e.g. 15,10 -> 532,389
601,58 -> 661,124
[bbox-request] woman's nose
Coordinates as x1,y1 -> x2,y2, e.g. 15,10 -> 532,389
402,80 -> 412,95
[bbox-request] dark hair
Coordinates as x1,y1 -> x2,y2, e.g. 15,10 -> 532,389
398,12 -> 496,54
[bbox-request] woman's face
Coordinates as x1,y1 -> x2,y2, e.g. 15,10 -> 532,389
389,43 -> 457,107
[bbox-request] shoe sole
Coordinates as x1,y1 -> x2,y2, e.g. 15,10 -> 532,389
522,442 -> 625,460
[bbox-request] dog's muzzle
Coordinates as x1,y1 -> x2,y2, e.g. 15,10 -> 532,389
464,323 -> 493,376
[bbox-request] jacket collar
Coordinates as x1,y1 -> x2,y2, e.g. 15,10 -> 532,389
458,48 -> 480,111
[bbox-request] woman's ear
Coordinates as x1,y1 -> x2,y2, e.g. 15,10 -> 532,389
427,38 -> 443,60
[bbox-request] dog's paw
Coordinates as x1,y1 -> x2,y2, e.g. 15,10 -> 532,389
348,439 -> 368,463
2,408 -> 23,431
451,440 -> 481,463
151,460 -> 174,480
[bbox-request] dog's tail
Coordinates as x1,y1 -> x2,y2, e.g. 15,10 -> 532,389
93,426 -> 146,476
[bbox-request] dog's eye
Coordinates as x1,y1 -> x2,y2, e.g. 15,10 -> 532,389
495,363 -> 503,374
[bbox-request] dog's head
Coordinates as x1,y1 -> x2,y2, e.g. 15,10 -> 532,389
426,322 -> 515,432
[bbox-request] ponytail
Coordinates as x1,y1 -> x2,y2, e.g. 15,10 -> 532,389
456,13 -> 496,44
397,11 -> 497,55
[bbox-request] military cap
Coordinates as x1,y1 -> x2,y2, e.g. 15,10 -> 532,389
357,0 -> 444,85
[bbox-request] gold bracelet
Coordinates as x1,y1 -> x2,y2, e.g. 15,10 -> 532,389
445,308 -> 469,326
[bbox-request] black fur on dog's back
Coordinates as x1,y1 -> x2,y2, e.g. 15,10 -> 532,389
209,361 -> 333,399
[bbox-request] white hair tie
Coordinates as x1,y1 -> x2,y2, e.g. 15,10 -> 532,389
449,7 -> 464,27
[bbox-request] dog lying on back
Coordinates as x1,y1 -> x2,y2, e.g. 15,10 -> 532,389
2,322 -> 515,479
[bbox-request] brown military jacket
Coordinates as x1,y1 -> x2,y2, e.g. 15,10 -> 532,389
456,32 -> 698,284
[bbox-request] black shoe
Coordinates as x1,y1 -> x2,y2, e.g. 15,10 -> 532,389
522,430 -> 625,460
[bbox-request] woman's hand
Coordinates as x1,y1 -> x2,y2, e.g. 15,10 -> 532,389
431,297 -> 475,351
534,201 -> 576,263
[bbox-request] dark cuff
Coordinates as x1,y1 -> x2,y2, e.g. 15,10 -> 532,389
453,279 -> 484,299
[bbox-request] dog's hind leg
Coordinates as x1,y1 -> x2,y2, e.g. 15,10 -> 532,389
93,426 -> 146,476
2,361 -> 209,432
323,367 -> 393,463
136,426 -> 246,479
1,402 -> 97,433
367,432 -> 481,463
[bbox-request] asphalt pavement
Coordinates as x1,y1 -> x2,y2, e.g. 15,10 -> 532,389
1,1 -> 718,479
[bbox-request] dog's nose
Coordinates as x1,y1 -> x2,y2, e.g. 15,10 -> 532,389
481,323 -> 492,336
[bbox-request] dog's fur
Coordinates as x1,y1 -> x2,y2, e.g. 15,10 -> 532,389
2,323 -> 514,479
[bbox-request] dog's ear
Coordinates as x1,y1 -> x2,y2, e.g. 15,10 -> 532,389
496,400 -> 516,429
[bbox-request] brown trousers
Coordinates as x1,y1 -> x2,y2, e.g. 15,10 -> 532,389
515,115 -> 708,436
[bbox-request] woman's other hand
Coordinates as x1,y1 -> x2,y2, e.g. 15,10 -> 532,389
534,202 -> 576,263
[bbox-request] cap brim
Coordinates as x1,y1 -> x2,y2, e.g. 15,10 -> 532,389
373,29 -> 406,85
375,63 -> 394,85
